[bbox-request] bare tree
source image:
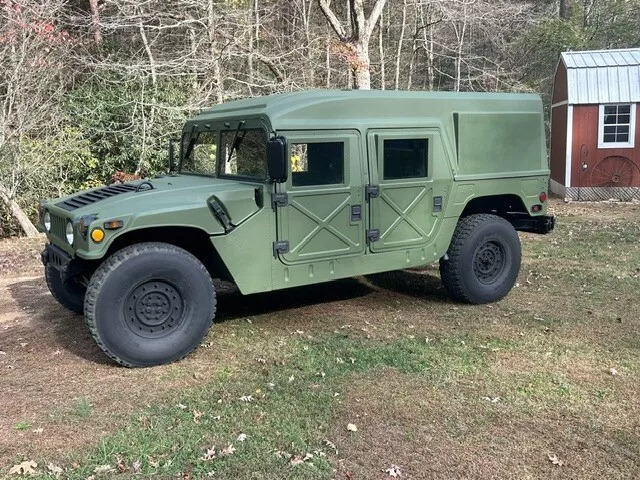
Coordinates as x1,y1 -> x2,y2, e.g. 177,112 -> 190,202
318,0 -> 387,89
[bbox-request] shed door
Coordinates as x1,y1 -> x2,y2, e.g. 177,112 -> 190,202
367,129 -> 442,253
275,131 -> 365,265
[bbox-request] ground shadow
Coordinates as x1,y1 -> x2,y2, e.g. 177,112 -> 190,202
214,277 -> 375,321
364,269 -> 452,304
7,277 -> 114,365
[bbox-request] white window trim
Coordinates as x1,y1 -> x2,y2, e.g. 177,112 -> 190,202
598,103 -> 636,149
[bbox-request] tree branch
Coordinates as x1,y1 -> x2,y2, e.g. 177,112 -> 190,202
318,0 -> 347,41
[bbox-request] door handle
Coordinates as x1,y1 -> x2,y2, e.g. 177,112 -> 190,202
351,204 -> 362,221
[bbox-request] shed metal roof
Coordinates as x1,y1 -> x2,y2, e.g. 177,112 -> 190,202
561,48 -> 640,104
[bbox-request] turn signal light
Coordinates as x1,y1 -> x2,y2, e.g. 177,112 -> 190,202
539,192 -> 548,203
91,228 -> 105,243
103,220 -> 124,230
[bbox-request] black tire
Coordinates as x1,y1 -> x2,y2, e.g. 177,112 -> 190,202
439,214 -> 521,304
45,264 -> 86,314
84,242 -> 216,367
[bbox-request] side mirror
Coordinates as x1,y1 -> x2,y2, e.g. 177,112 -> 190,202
168,139 -> 177,172
267,136 -> 288,183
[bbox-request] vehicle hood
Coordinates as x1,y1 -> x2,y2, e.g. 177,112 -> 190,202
47,175 -> 263,232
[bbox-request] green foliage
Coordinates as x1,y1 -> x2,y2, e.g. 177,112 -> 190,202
65,79 -> 191,178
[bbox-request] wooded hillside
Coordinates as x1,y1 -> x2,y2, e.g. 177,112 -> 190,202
1,0 -> 638,237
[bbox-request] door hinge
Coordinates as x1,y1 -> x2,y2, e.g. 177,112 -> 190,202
366,229 -> 381,243
273,240 -> 290,256
271,193 -> 289,209
366,185 -> 380,200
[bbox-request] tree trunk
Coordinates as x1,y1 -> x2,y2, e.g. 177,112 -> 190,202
318,0 -> 387,90
394,0 -> 408,90
88,0 -> 102,46
0,184 -> 38,237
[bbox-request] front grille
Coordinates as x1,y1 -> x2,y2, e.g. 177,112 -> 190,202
50,214 -> 67,243
56,183 -> 138,211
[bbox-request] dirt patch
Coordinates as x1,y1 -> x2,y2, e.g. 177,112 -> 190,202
329,368 -> 640,480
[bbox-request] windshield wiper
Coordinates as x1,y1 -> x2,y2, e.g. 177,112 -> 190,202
226,120 -> 246,165
183,125 -> 198,162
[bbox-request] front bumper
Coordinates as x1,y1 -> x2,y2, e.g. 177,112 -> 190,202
41,243 -> 74,278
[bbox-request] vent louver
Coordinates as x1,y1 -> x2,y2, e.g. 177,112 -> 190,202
56,184 -> 138,211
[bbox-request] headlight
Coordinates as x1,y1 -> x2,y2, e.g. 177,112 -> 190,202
43,212 -> 51,232
65,220 -> 74,245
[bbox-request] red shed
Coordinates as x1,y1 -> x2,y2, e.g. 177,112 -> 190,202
550,48 -> 640,201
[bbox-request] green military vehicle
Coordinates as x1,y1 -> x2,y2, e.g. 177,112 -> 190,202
39,90 -> 554,367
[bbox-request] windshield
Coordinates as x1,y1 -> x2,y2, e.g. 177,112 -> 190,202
219,129 -> 267,179
180,128 -> 267,180
181,131 -> 218,175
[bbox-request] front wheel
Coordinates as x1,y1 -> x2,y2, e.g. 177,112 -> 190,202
440,214 -> 521,304
84,242 -> 216,367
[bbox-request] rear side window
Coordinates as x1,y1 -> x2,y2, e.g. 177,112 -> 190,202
291,142 -> 344,187
383,139 -> 428,180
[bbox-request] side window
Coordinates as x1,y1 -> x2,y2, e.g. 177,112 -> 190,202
383,139 -> 428,180
291,142 -> 344,187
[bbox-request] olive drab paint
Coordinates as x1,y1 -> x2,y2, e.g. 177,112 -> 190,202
40,90 -> 551,295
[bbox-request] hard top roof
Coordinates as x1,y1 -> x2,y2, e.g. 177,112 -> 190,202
194,90 -> 542,130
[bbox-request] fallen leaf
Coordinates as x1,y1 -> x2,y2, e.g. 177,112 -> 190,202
609,368 -> 618,376
93,465 -> 114,474
345,471 -> 355,480
324,439 -> 338,453
202,447 -> 217,461
116,455 -> 127,473
9,460 -> 37,476
221,444 -> 236,456
347,423 -> 358,432
193,410 -> 203,424
132,460 -> 141,474
237,433 -> 247,442
386,464 -> 402,477
46,463 -> 62,477
290,453 -> 313,466
548,454 -> 564,466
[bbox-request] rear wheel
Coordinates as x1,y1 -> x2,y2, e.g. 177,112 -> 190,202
84,242 -> 216,367
440,214 -> 521,304
45,264 -> 86,314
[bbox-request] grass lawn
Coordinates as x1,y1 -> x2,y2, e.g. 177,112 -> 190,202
1,199 -> 639,479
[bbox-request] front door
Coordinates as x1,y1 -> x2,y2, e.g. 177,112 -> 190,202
275,131 -> 365,264
367,129 -> 444,252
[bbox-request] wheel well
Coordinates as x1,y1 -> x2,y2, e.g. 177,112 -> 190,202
460,194 -> 528,217
105,227 -> 233,282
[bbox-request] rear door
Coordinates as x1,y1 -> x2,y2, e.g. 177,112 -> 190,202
275,131 -> 365,264
366,129 -> 446,252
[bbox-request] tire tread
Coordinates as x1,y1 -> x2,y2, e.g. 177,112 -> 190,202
84,242 -> 216,367
440,214 -> 517,304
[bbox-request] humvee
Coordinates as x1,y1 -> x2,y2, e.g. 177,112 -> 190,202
39,90 -> 555,367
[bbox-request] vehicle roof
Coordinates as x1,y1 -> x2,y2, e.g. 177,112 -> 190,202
194,90 -> 542,131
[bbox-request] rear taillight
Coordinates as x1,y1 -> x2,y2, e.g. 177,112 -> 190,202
539,192 -> 548,203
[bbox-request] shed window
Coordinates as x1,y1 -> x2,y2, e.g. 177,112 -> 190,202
598,104 -> 636,149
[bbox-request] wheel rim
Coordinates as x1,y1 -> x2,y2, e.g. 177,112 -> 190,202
124,280 -> 185,338
473,241 -> 506,285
